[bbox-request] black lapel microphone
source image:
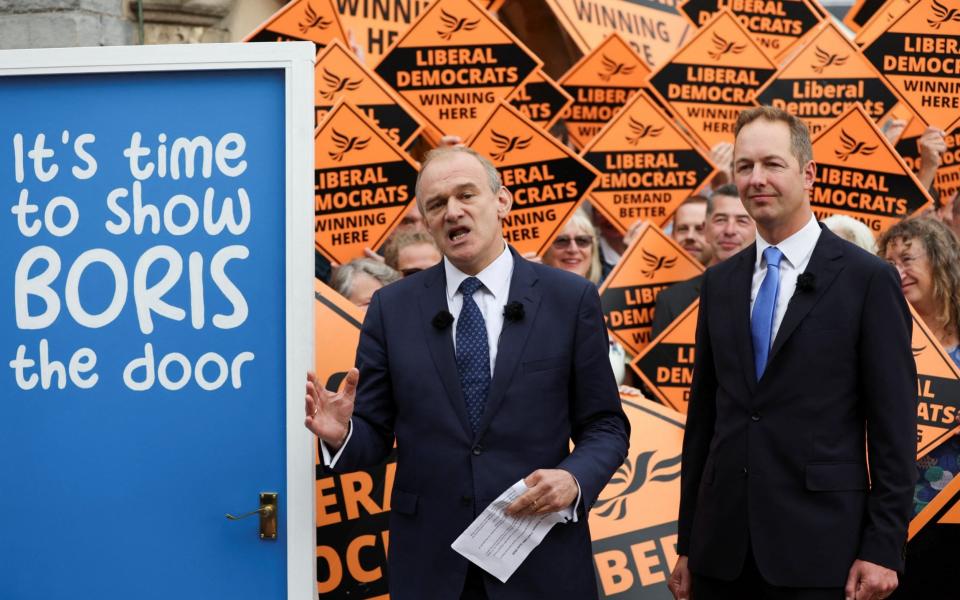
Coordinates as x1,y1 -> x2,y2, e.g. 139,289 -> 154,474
432,310 -> 454,330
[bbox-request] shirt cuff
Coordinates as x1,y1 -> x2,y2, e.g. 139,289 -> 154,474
318,419 -> 352,468
561,476 -> 582,523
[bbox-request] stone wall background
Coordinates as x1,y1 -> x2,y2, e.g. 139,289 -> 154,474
0,0 -> 282,49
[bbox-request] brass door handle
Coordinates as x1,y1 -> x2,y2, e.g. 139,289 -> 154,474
226,492 -> 277,540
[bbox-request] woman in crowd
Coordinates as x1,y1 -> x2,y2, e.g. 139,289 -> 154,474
878,217 -> 960,597
542,209 -> 603,285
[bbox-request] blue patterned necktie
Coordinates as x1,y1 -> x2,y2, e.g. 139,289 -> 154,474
751,247 -> 783,380
456,277 -> 490,433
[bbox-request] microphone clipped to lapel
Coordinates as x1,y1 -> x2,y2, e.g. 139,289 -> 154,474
503,301 -> 525,322
432,310 -> 454,330
795,272 -> 816,294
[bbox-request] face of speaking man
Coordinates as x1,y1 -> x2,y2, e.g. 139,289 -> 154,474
705,194 -> 755,265
418,151 -> 512,276
733,118 -> 815,242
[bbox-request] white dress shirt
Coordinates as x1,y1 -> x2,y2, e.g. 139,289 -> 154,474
750,215 -> 821,348
444,243 -> 514,375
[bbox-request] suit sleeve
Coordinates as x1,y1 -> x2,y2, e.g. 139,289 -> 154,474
651,287 -> 677,339
856,264 -> 916,571
329,290 -> 397,473
557,281 -> 631,516
677,270 -> 718,556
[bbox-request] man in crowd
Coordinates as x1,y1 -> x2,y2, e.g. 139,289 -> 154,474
671,195 -> 708,265
383,230 -> 442,276
651,185 -> 755,337
330,258 -> 401,308
670,106 -> 915,600
306,145 -> 629,599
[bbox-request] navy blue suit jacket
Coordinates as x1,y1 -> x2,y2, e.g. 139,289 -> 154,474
678,226 -> 916,586
332,248 -> 630,599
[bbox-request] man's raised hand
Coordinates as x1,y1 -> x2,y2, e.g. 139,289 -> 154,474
305,369 -> 357,450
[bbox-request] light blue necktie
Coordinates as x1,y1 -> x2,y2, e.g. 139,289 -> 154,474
751,247 -> 783,380
456,277 -> 490,433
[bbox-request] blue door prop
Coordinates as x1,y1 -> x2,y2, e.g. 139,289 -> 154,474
0,46 -> 313,599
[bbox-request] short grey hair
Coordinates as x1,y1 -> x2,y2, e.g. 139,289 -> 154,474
331,258 -> 401,299
415,146 -> 502,212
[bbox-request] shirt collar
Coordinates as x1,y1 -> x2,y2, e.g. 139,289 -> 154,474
444,242 -> 513,302
755,215 -> 821,269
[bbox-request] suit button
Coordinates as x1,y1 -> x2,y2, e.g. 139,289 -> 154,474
751,413 -> 760,421
461,495 -> 473,506
472,446 -> 483,456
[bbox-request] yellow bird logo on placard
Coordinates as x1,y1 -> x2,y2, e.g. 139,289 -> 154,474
298,3 -> 332,34
834,130 -> 878,161
437,10 -> 480,40
319,69 -> 362,101
709,32 -> 746,61
598,55 -> 637,82
626,117 -> 663,146
328,129 -> 370,162
811,47 -> 849,73
489,130 -> 532,162
641,250 -> 677,278
928,0 -> 960,29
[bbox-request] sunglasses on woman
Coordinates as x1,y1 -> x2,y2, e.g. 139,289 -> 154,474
551,235 -> 593,250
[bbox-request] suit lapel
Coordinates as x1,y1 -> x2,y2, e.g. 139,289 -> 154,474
476,250 -> 541,440
731,245 -> 759,394
418,265 -> 474,439
767,226 -> 845,367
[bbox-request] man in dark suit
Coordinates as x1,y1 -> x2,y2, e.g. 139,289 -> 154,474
669,107 -> 915,600
305,146 -> 630,599
651,185 -> 755,337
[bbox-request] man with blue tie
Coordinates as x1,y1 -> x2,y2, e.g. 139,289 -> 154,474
305,145 -> 630,599
669,107 -> 915,600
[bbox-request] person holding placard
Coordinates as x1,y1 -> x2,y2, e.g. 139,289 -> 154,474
878,217 -> 960,599
670,106 -> 915,600
305,145 -> 629,600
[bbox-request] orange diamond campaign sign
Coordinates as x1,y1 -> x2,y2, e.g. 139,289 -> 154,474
894,117 -> 960,203
854,0 -> 918,47
755,22 -> 900,136
468,102 -> 601,256
336,0 -> 504,66
245,0 -> 347,46
544,0 -> 691,68
314,101 -> 420,266
590,396 -> 685,597
314,39 -> 424,148
863,0 -> 960,131
844,0 -> 888,32
648,10 -> 778,150
679,0 -> 824,62
374,0 -> 541,139
631,300 -> 699,413
313,281 -> 396,597
599,223 -> 704,355
507,69 -> 574,131
559,33 -> 653,150
581,88 -> 719,233
810,104 -> 932,236
910,306 -> 960,459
